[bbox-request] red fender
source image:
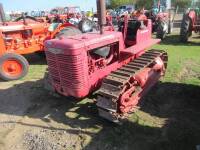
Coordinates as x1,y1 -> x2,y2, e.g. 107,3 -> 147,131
188,10 -> 196,29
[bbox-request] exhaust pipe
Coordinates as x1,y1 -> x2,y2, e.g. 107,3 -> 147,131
0,3 -> 6,23
97,0 -> 106,34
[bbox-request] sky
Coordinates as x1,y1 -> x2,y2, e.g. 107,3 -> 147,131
0,0 -> 97,12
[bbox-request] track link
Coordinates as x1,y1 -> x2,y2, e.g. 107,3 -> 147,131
96,49 -> 168,123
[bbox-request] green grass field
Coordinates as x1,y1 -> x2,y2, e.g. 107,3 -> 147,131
154,35 -> 200,85
9,34 -> 200,150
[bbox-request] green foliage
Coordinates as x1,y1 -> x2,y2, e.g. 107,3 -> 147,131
110,0 -> 136,9
135,0 -> 192,9
172,0 -> 192,8
109,0 -> 193,9
136,0 -> 153,9
109,0 -> 153,9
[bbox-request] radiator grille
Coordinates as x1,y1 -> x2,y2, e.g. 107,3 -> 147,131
45,50 -> 85,90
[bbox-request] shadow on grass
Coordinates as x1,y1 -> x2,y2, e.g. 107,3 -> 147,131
24,52 -> 47,65
192,36 -> 200,39
0,79 -> 200,150
161,34 -> 200,46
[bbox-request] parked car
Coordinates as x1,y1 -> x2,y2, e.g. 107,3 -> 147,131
117,5 -> 135,13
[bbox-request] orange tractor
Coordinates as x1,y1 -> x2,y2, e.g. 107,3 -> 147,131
0,3 -> 92,81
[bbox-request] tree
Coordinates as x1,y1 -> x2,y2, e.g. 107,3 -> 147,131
136,0 -> 192,9
109,0 -> 192,10
110,0 -> 136,9
136,0 -> 153,9
172,0 -> 191,8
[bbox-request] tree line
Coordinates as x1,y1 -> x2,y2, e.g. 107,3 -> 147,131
108,0 -> 191,9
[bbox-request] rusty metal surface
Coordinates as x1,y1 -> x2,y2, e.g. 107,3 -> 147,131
97,0 -> 106,34
96,49 -> 168,123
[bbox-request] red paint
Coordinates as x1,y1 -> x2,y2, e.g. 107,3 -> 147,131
156,12 -> 169,21
188,10 -> 197,30
45,19 -> 163,99
119,65 -> 162,113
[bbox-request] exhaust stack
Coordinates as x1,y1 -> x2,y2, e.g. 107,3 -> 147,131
0,3 -> 6,23
97,0 -> 106,34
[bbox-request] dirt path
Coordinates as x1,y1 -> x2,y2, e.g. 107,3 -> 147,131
0,80 -> 92,150
1,74 -> 200,150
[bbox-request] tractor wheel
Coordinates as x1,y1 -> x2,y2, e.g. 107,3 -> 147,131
156,20 -> 168,40
180,15 -> 192,42
78,19 -> 93,33
55,26 -> 82,39
0,53 -> 29,81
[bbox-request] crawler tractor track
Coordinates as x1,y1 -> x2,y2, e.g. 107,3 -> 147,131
96,49 -> 168,123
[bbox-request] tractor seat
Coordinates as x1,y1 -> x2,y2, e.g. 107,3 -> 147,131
126,20 -> 141,42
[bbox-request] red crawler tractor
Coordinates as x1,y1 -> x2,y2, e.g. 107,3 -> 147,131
44,0 -> 168,123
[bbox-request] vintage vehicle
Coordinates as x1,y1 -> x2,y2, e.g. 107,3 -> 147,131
117,5 -> 135,13
44,0 -> 168,123
180,0 -> 200,42
0,3 -> 93,81
145,0 -> 172,40
47,6 -> 82,23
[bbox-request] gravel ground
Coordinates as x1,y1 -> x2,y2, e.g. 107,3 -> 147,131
0,79 -> 94,150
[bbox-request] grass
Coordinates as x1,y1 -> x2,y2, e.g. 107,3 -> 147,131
153,34 -> 200,85
6,34 -> 200,150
